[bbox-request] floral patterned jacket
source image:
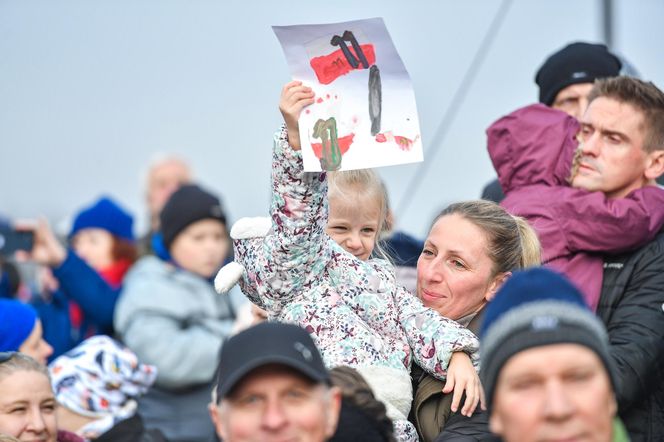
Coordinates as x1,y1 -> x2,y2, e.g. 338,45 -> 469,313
235,127 -> 480,380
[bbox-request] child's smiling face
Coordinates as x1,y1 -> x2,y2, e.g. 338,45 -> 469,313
326,191 -> 381,262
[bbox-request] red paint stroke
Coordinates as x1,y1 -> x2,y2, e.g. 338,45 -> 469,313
311,133 -> 355,159
395,135 -> 416,151
310,44 -> 376,85
316,97 -> 324,104
375,132 -> 419,151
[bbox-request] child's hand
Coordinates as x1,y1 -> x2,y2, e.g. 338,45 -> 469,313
279,81 -> 315,151
442,351 -> 486,417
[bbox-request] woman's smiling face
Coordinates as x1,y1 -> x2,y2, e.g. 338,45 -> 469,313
0,370 -> 57,442
416,214 -> 500,320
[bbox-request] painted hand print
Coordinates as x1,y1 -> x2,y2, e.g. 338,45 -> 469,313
273,17 -> 423,171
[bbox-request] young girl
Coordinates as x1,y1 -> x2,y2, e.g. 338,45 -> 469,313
216,82 -> 482,441
488,103 -> 664,310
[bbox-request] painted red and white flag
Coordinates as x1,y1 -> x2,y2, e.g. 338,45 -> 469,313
273,17 -> 423,171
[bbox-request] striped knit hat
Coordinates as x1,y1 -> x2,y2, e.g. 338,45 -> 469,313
479,268 -> 615,407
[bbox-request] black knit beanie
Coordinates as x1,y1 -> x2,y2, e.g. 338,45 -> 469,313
535,42 -> 622,106
159,184 -> 227,250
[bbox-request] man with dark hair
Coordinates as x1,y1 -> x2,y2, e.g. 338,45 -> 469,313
482,42 -> 623,202
492,75 -> 664,441
569,76 -> 664,441
208,322 -> 342,442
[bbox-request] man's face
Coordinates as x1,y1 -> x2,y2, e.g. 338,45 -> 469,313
552,83 -> 594,120
210,365 -> 341,442
572,96 -> 651,198
490,343 -> 616,442
147,159 -> 191,221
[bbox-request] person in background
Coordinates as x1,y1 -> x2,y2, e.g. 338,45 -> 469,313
329,366 -> 395,442
494,76 -> 664,441
487,103 -> 664,311
140,155 -> 192,256
481,41 -> 622,202
27,196 -> 137,359
0,299 -> 53,364
480,268 -> 628,442
115,184 -> 242,442
49,336 -> 166,442
208,322 -> 342,442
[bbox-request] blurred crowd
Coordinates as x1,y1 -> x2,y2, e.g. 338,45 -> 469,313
1,40 -> 663,442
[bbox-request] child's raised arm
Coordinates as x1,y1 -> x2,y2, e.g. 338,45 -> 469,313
235,82 -> 337,314
392,285 -> 482,414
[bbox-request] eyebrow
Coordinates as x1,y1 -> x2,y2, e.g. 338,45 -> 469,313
581,122 -> 631,142
0,400 -> 28,407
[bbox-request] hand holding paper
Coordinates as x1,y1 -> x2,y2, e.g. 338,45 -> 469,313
278,81 -> 315,151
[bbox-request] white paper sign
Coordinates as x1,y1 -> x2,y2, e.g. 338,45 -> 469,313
273,17 -> 423,171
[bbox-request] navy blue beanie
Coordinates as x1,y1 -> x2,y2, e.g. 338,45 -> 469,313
480,268 -> 615,407
0,299 -> 37,351
70,196 -> 134,242
535,42 -> 622,106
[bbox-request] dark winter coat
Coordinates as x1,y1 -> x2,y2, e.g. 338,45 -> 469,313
96,414 -> 168,442
597,229 -> 664,442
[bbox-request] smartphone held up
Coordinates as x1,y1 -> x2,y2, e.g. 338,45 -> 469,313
0,223 -> 34,257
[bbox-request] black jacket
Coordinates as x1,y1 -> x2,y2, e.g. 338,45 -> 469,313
96,414 -> 168,442
597,230 -> 664,442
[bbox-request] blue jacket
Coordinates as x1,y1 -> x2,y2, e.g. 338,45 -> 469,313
33,251 -> 121,359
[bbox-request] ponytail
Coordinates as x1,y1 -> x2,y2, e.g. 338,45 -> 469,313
513,215 -> 541,268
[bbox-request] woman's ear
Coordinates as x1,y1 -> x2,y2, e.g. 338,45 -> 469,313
485,272 -> 511,302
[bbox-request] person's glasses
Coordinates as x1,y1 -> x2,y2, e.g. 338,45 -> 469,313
0,351 -> 17,363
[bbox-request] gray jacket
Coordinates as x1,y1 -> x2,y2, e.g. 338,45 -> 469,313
115,256 -> 240,388
114,256 -> 242,442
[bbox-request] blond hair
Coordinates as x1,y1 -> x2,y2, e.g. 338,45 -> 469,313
0,352 -> 50,383
436,200 -> 541,275
327,169 -> 390,260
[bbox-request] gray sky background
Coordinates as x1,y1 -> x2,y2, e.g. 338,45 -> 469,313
2,0 -> 663,238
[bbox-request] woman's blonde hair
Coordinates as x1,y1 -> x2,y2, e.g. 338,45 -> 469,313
435,200 -> 541,275
328,169 -> 390,260
0,352 -> 50,383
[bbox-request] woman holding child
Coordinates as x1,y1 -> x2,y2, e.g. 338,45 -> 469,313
218,81 -> 535,441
